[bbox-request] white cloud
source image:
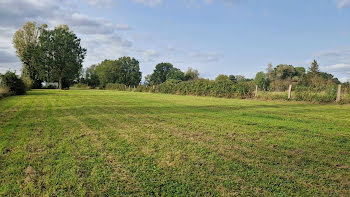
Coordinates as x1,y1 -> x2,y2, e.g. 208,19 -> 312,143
86,0 -> 114,8
166,45 -> 175,51
188,51 -> 219,62
116,24 -> 132,30
0,0 -> 223,77
316,48 -> 350,65
314,47 -> 350,81
324,63 -> 350,73
0,0 -> 135,73
339,77 -> 350,82
335,0 -> 350,9
142,49 -> 160,62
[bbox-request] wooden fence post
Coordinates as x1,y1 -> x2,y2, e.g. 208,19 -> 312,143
288,84 -> 292,100
336,84 -> 341,103
255,85 -> 258,97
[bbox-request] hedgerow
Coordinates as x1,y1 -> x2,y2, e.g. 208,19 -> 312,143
104,80 -> 349,103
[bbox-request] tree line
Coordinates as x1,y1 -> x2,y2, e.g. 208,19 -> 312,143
1,21 -> 347,102
80,61 -> 200,89
254,60 -> 340,92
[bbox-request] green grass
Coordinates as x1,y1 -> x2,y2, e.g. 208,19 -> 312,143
1,89 -> 349,196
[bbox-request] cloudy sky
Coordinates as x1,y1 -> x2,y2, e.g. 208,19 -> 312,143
1,0 -> 350,81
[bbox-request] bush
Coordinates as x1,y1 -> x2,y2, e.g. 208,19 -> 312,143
105,83 -> 127,91
294,85 -> 339,103
0,71 -> 27,95
21,74 -> 32,90
73,83 -> 90,89
0,86 -> 13,99
235,81 -> 253,98
325,86 -> 337,102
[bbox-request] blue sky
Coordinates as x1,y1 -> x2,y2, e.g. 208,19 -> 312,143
1,0 -> 350,81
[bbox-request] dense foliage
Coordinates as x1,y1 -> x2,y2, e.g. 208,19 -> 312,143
13,22 -> 44,88
13,22 -> 86,89
81,64 -> 100,88
39,25 -> 86,89
84,57 -> 142,87
265,60 -> 340,91
106,79 -> 254,98
149,62 -> 179,85
0,71 -> 26,95
84,58 -> 347,103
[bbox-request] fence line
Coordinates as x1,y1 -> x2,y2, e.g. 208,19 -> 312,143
105,82 -> 349,104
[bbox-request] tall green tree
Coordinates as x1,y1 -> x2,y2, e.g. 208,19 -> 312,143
144,74 -> 152,86
254,71 -> 269,90
235,75 -> 248,82
13,22 -> 46,88
117,57 -> 142,86
40,25 -> 86,89
228,75 -> 237,83
275,64 -> 296,79
166,68 -> 185,81
184,67 -> 199,81
308,60 -> 320,74
150,63 -> 174,84
215,74 -> 230,82
95,57 -> 142,87
295,67 -> 306,77
96,60 -> 119,86
84,65 -> 100,88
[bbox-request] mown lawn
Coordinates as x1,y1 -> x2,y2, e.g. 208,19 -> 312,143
0,89 -> 349,196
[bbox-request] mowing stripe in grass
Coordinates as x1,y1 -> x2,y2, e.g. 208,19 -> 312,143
1,90 -> 349,196
91,92 -> 348,195
88,101 -> 303,195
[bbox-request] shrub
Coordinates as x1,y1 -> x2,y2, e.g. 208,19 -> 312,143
325,86 -> 337,102
294,85 -> 339,103
105,83 -> 127,91
21,74 -> 32,90
234,81 -> 253,98
0,71 -> 27,95
0,86 -> 13,99
73,83 -> 90,89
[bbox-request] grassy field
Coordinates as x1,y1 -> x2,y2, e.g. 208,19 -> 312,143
0,90 -> 349,196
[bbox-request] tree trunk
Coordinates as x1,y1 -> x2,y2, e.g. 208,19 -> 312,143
59,76 -> 62,89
